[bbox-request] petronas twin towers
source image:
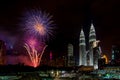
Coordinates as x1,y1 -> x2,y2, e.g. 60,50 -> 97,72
68,23 -> 100,69
79,23 -> 99,68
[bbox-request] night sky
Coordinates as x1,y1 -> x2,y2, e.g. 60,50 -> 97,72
0,0 -> 120,60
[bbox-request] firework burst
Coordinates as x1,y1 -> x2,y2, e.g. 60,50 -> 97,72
22,10 -> 55,42
21,9 -> 55,67
24,43 -> 47,67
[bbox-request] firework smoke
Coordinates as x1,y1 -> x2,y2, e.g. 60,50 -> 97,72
0,30 -> 17,49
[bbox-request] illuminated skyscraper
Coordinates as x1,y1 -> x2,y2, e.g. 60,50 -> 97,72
89,23 -> 96,66
78,23 -> 100,69
79,29 -> 86,66
68,44 -> 75,66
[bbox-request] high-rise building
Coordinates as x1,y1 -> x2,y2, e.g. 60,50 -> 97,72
78,23 -> 101,69
89,23 -> 96,66
68,44 -> 75,67
79,29 -> 87,66
93,42 -> 101,69
111,45 -> 120,65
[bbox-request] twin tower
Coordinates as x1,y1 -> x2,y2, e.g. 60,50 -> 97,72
79,24 -> 101,69
68,23 -> 100,69
79,23 -> 96,66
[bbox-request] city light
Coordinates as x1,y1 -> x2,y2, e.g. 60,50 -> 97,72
102,54 -> 108,64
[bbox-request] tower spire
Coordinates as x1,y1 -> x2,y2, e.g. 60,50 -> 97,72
89,23 -> 96,43
79,29 -> 86,46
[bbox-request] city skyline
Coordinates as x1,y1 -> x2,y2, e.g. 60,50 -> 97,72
0,0 -> 120,60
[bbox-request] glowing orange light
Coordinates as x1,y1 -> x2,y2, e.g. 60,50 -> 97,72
102,54 -> 108,64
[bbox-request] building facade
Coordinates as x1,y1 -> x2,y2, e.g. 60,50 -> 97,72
68,44 -> 75,67
111,45 -> 120,65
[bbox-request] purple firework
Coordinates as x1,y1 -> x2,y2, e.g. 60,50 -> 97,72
22,10 -> 55,42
